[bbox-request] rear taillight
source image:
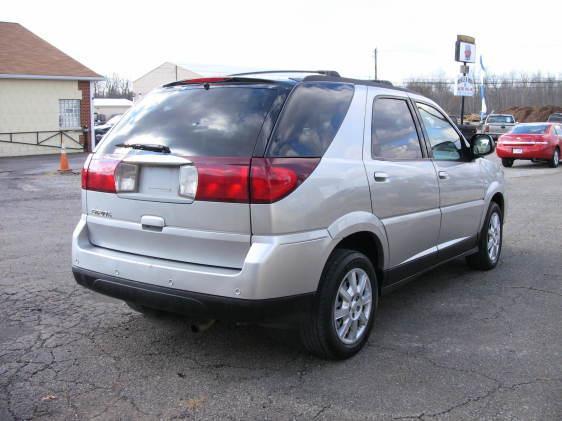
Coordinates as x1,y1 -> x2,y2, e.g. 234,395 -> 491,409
192,157 -> 250,203
250,158 -> 319,204
484,125 -> 490,133
82,155 -> 138,193
82,156 -> 119,193
81,153 -> 93,189
114,162 -> 138,192
82,154 -> 320,203
190,157 -> 320,203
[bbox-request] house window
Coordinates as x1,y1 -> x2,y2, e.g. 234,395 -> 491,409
59,99 -> 81,129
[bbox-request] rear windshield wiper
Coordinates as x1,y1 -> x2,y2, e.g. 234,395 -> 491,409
116,143 -> 171,154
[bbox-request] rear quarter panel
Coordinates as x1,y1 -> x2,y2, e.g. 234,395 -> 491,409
250,85 -> 371,236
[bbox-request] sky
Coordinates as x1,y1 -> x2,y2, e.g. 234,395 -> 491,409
3,0 -> 562,83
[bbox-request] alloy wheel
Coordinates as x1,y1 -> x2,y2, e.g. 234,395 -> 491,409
333,268 -> 373,345
487,212 -> 501,263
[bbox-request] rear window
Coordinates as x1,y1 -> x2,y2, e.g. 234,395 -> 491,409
510,124 -> 549,134
267,82 -> 354,157
97,85 -> 286,157
487,115 -> 514,124
548,114 -> 562,123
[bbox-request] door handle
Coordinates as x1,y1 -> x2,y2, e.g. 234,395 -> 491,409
374,172 -> 389,182
141,215 -> 165,231
438,171 -> 449,180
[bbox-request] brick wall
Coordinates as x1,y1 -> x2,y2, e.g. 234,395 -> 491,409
78,81 -> 91,151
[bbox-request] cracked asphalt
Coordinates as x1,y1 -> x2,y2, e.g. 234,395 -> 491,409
1,153 -> 561,420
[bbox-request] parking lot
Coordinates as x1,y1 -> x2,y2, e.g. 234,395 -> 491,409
0,153 -> 561,420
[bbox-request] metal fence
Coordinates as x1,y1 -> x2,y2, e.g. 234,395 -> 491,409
0,129 -> 85,151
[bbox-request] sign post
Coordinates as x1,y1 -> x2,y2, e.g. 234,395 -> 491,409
454,35 -> 476,125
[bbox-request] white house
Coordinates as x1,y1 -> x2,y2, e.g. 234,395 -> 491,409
133,62 -> 201,102
0,22 -> 102,157
93,98 -> 133,122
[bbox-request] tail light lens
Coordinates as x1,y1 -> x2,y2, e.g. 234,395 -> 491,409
484,125 -> 490,133
82,155 -> 138,193
192,157 -> 250,203
190,157 -> 320,203
82,156 -> 119,193
115,162 -> 138,192
82,154 -> 320,203
178,165 -> 198,199
250,158 -> 319,203
81,153 -> 93,189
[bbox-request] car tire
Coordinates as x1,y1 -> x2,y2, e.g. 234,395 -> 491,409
300,249 -> 378,360
501,158 -> 514,168
126,301 -> 166,317
466,202 -> 503,271
548,148 -> 560,168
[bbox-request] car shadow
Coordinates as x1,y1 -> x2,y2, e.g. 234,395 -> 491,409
100,256 -> 490,364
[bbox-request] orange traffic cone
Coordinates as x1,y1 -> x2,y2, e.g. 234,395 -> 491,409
58,145 -> 71,173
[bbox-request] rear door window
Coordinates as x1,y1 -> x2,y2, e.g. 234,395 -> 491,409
267,82 -> 354,157
372,97 -> 423,160
97,85 -> 286,157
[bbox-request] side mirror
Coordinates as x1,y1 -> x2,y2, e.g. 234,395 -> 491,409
470,134 -> 495,157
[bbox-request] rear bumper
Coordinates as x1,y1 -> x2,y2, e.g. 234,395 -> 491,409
496,144 -> 553,159
73,266 -> 313,322
72,215 -> 331,301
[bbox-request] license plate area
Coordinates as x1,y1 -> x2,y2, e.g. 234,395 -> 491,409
118,165 -> 193,204
512,148 -> 523,154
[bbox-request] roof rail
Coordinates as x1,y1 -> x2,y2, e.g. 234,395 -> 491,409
371,79 -> 394,86
229,70 -> 341,77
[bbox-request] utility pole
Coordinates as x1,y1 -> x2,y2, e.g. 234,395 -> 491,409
460,63 -> 466,125
374,48 -> 378,80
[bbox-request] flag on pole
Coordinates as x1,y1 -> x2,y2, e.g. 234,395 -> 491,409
479,56 -> 487,120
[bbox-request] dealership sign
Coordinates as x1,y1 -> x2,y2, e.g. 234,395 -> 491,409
455,35 -> 476,63
454,75 -> 475,97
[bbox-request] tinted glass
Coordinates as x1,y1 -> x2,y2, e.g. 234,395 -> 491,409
547,114 -> 562,123
98,86 -> 284,157
267,82 -> 354,157
372,98 -> 422,159
417,103 -> 464,161
487,115 -> 514,124
510,124 -> 549,134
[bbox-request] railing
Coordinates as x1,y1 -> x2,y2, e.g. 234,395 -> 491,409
0,129 -> 85,150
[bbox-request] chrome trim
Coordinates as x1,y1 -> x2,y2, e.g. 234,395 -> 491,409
437,236 -> 470,250
401,246 -> 437,264
399,236 -> 470,265
122,154 -> 193,166
381,208 -> 441,225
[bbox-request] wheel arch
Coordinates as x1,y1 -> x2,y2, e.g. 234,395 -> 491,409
324,212 -> 389,295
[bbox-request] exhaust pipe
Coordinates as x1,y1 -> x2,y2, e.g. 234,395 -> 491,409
190,319 -> 216,333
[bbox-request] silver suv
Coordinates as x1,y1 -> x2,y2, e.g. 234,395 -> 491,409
72,71 -> 506,359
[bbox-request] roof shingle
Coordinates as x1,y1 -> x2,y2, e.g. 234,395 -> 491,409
0,22 -> 101,79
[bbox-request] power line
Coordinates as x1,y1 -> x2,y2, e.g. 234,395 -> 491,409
403,79 -> 562,86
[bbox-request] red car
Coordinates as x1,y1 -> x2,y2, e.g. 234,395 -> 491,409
496,123 -> 562,168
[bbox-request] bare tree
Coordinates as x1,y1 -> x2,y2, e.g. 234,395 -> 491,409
403,72 -> 562,118
94,74 -> 133,100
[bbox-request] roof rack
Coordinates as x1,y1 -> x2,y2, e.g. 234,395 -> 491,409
371,79 -> 394,87
229,70 -> 341,77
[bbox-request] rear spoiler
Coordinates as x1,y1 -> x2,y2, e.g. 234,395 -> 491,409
163,77 -> 278,88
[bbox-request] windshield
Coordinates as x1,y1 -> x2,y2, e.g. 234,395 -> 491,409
510,124 -> 549,134
487,115 -> 514,124
97,85 -> 287,157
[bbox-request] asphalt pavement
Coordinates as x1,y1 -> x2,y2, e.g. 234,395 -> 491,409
0,153 -> 560,420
